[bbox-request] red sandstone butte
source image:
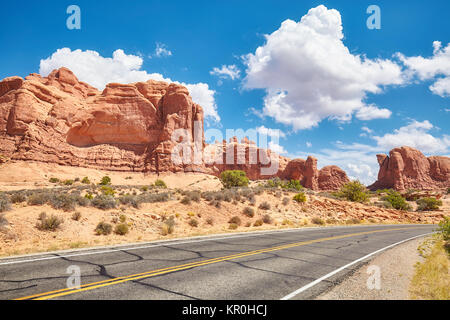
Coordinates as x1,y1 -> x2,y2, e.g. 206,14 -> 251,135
369,146 -> 450,191
0,67 -> 350,189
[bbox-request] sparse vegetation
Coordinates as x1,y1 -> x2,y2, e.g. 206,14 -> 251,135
311,217 -> 325,225
99,176 -> 111,186
220,170 -> 249,188
206,217 -> 214,226
345,218 -> 361,225
91,195 -> 117,210
293,192 -> 307,203
71,211 -> 82,221
188,218 -> 199,227
95,221 -> 112,235
154,179 -> 167,188
100,186 -> 115,196
282,197 -> 290,206
382,190 -> 412,211
228,216 -> 242,226
0,213 -> 8,227
10,193 -> 26,203
243,206 -> 255,217
229,223 -> 238,230
49,177 -> 59,183
0,193 -> 11,212
438,217 -> 450,241
262,214 -> 272,224
259,201 -> 271,210
81,177 -> 90,184
36,213 -> 63,231
416,197 -> 443,211
334,181 -> 369,203
63,179 -> 74,186
114,223 -> 129,235
254,219 -> 264,227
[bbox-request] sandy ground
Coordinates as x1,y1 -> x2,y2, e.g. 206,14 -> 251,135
0,161 -> 447,258
316,237 -> 425,300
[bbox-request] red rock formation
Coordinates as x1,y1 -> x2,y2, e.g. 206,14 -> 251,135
0,67 -> 350,189
280,157 -> 349,190
369,146 -> 450,191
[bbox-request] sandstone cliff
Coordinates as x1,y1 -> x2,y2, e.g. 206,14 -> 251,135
369,146 -> 450,191
0,68 -> 350,190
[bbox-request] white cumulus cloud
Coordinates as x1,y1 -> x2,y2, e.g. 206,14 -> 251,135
268,141 -> 287,154
399,41 -> 450,97
243,5 -> 403,131
210,65 -> 241,80
39,48 -> 219,122
153,43 -> 172,58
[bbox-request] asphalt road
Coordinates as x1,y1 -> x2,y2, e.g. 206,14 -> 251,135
0,224 -> 436,300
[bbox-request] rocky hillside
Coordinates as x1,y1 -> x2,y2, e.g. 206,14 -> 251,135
0,68 -> 350,190
370,146 -> 449,191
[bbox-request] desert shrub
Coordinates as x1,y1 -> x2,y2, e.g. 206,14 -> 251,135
136,192 -> 171,204
209,199 -> 221,208
206,217 -> 214,225
259,201 -> 271,210
118,194 -> 139,208
81,177 -> 90,184
141,186 -> 149,192
262,214 -> 272,224
293,192 -> 307,203
0,213 -> 8,227
243,207 -> 255,217
91,195 -> 117,210
27,192 -> 51,206
311,217 -> 325,225
254,219 -> 264,227
185,190 -> 201,202
49,177 -> 59,183
382,190 -> 412,211
220,170 -> 249,188
119,214 -> 127,223
154,179 -> 167,188
326,218 -> 338,224
0,193 -> 11,212
228,216 -> 242,226
95,221 -> 112,235
63,179 -> 74,186
36,213 -> 63,231
283,180 -> 303,191
180,196 -> 191,205
334,181 -> 369,203
49,194 -> 76,212
10,193 -> 26,203
99,176 -> 111,186
447,188 -> 450,195
346,218 -> 361,225
114,223 -> 129,235
416,197 -> 443,211
85,192 -> 94,200
275,191 -> 282,198
71,211 -> 82,221
282,197 -> 290,206
188,218 -> 198,227
438,217 -> 450,241
100,186 -> 115,196
229,223 -> 238,230
161,217 -> 175,235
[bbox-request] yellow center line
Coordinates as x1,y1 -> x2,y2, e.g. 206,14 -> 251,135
15,227 -> 419,300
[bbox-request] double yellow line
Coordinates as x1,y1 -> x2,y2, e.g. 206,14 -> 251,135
15,227 -> 418,300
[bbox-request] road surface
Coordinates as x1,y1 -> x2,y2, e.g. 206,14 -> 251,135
0,224 -> 435,300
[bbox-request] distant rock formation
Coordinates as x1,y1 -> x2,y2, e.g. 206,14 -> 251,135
369,146 -> 450,191
280,156 -> 349,190
0,67 -> 350,189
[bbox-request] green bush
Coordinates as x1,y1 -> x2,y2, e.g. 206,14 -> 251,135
416,197 -> 443,211
114,223 -> 129,235
438,217 -> 450,241
36,213 -> 63,231
335,181 -> 369,203
382,190 -> 412,211
0,193 -> 11,212
99,176 -> 111,186
293,192 -> 307,203
63,179 -> 74,186
283,180 -> 303,191
81,177 -> 90,184
243,207 -> 255,217
229,223 -> 238,230
91,195 -> 117,210
49,194 -> 76,212
220,170 -> 249,189
100,186 -> 115,196
49,177 -> 59,183
95,221 -> 112,235
154,179 -> 167,188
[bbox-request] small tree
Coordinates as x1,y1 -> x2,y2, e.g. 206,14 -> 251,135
99,176 -> 111,186
335,181 -> 369,203
220,170 -> 249,188
382,190 -> 411,211
416,197 -> 443,211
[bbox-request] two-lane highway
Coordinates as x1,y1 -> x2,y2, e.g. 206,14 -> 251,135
0,224 -> 436,300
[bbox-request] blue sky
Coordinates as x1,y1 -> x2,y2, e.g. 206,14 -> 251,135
0,0 -> 449,184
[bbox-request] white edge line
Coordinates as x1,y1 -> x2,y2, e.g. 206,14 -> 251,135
0,224 -> 433,266
280,232 -> 434,300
